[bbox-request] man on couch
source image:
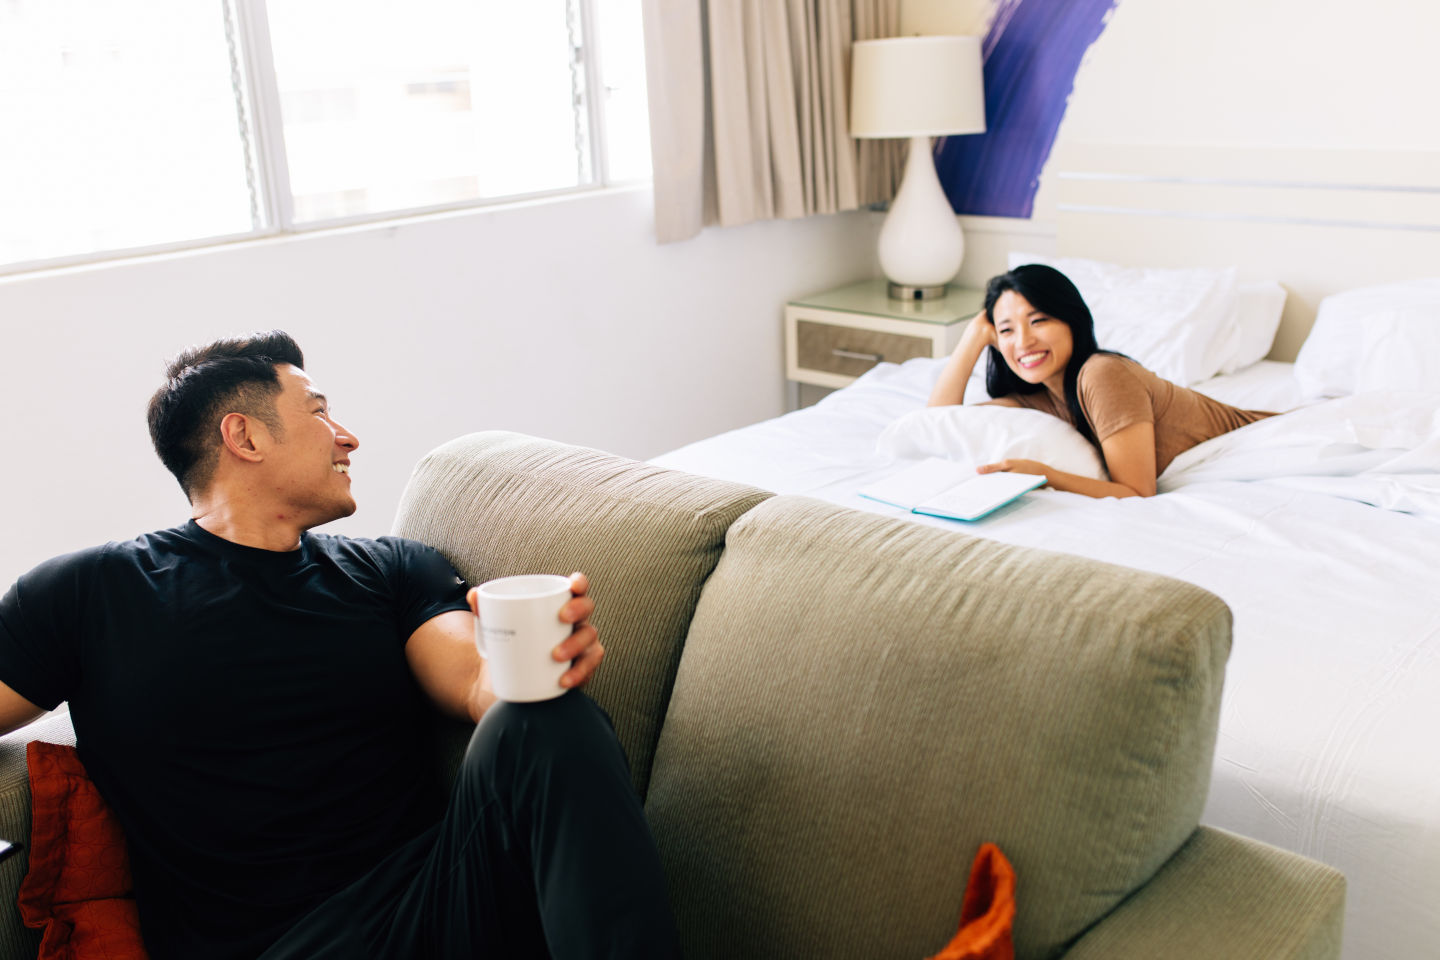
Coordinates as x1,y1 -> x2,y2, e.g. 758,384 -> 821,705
0,331 -> 680,959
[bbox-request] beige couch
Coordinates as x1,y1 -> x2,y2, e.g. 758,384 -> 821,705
0,431 -> 1345,959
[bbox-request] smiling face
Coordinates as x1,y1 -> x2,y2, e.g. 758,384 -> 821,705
990,290 -> 1075,393
263,364 -> 360,528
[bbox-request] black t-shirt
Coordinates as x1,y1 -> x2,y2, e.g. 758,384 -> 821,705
0,521 -> 470,960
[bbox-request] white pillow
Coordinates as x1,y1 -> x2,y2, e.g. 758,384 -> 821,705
1353,305 -> 1440,394
1220,281 -> 1287,374
876,405 -> 1109,480
1295,279 -> 1440,398
1007,252 -> 1237,386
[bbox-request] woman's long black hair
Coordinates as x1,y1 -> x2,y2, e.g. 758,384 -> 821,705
982,264 -> 1118,448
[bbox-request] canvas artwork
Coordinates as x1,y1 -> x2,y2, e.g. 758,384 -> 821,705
935,0 -> 1120,218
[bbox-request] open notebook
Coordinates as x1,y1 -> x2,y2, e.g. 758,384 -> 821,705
858,458 -> 1046,522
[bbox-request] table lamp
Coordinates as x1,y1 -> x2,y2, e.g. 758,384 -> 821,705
850,36 -> 985,300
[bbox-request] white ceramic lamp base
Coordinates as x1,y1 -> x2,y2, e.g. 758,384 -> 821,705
877,135 -> 964,300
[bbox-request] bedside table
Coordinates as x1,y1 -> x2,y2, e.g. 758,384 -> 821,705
784,279 -> 984,408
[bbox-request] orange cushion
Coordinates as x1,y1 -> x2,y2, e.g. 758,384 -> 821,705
926,843 -> 1016,960
18,741 -> 149,960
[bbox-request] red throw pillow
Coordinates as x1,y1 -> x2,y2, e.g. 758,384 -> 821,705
925,842 -> 1016,960
18,741 -> 149,960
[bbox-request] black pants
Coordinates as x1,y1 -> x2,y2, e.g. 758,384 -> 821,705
259,691 -> 682,959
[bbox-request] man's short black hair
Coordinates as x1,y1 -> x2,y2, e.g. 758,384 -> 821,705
147,331 -> 305,502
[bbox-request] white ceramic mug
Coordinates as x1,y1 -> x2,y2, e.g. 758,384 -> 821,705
474,574 -> 573,702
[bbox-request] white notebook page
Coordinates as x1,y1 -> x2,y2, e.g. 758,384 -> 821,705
915,471 -> 1044,521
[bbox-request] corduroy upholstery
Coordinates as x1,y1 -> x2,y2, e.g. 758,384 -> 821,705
0,711 -> 75,960
390,431 -> 772,798
644,495 -> 1234,960
1063,826 -> 1346,960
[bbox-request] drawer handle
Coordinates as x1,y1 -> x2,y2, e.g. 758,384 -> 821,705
832,348 -> 883,363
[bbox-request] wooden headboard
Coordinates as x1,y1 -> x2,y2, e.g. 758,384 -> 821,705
1044,143 -> 1440,360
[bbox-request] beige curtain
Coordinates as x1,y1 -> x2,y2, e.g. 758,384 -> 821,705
643,0 -> 903,243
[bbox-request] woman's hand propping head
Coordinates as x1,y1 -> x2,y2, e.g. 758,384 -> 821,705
963,309 -> 998,351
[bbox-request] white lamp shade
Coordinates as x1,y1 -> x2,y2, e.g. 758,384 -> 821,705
850,36 -> 986,139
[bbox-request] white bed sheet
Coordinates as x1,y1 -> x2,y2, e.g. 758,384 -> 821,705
653,359 -> 1440,959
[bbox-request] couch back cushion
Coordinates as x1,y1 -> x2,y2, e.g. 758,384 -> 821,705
391,431 -> 771,798
644,496 -> 1231,960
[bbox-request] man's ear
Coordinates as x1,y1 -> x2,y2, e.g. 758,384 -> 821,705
218,412 -> 269,464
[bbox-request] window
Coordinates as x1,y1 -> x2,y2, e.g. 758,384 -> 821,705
0,0 -> 650,273
0,0 -> 258,267
592,0 -> 650,183
267,1 -> 592,223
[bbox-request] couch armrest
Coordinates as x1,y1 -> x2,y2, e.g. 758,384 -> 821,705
0,709 -> 76,960
1064,826 -> 1344,960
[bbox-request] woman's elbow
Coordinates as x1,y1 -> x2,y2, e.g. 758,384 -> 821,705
1104,475 -> 1157,498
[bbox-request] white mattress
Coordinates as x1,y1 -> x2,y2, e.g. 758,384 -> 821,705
654,359 -> 1440,960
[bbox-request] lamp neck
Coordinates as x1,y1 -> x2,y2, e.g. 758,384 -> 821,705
902,135 -> 940,190
875,134 -> 963,290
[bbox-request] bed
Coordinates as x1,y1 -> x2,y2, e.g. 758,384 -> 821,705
653,143 -> 1440,959
655,355 -> 1440,959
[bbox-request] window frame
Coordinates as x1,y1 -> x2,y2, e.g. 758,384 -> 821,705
0,0 -> 639,279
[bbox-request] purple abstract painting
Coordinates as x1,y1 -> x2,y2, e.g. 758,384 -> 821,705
935,0 -> 1119,218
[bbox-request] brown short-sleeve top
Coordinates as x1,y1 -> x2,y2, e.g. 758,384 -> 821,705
1001,354 -> 1275,474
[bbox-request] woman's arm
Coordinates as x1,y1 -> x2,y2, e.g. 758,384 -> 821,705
928,312 -> 995,407
978,421 -> 1159,499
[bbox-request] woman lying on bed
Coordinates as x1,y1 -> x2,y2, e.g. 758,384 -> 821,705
928,264 -> 1274,498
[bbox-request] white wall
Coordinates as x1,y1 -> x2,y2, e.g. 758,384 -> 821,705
1053,0 -> 1440,152
905,0 -> 1440,242
0,185 -> 880,585
1033,0 -> 1440,219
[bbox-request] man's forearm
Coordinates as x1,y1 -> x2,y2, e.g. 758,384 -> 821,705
0,682 -> 45,737
469,661 -> 498,724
